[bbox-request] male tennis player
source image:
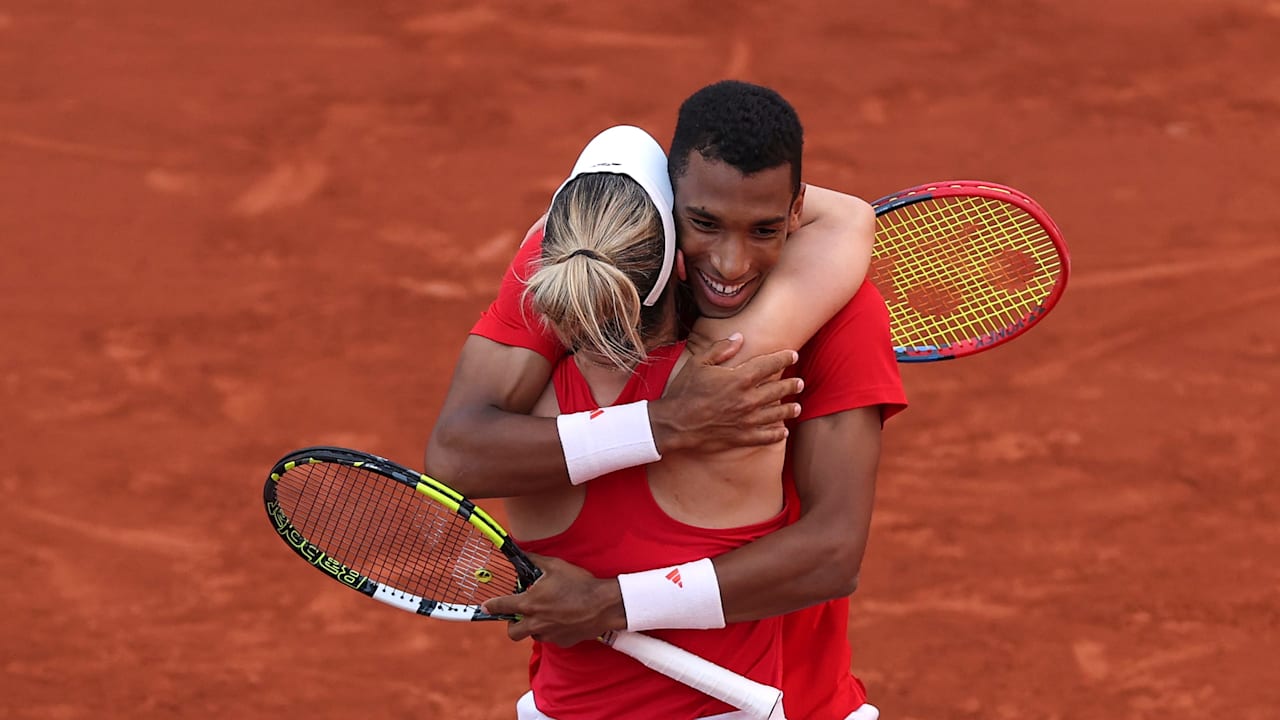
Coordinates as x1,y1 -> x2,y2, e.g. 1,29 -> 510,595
427,81 -> 906,720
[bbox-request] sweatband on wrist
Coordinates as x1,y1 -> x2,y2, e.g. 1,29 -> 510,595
617,558 -> 726,631
557,400 -> 661,486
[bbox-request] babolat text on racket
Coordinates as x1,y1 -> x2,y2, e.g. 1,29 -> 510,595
870,180 -> 1070,362
263,446 -> 786,720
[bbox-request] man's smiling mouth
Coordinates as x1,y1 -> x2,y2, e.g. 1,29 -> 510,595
698,270 -> 748,297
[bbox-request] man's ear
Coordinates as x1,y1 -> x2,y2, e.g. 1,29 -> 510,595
675,249 -> 687,282
788,182 -> 807,233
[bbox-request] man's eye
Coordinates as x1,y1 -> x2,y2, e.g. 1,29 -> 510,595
753,228 -> 780,238
689,218 -> 715,230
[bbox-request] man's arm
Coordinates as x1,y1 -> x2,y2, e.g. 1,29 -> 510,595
425,334 -> 804,498
483,406 -> 882,644
716,406 -> 881,619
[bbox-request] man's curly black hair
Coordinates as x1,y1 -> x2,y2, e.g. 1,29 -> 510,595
668,80 -> 804,197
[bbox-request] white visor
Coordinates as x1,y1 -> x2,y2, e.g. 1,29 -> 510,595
549,125 -> 676,307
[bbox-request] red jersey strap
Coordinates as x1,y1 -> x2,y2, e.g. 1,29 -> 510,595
552,342 -> 685,413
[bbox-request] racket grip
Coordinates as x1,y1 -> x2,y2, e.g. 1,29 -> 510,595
600,630 -> 786,720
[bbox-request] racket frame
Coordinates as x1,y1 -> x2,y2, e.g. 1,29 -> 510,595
264,445 -> 539,622
263,445 -> 787,718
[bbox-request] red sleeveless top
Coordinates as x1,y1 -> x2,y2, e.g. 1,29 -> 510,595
519,342 -> 787,719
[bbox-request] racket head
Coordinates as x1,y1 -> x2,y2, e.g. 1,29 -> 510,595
263,445 -> 539,622
871,180 -> 1070,362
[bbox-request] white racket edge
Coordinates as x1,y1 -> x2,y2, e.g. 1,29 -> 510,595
600,629 -> 786,720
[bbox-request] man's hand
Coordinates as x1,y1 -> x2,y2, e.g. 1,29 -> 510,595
481,553 -> 627,647
650,333 -> 802,454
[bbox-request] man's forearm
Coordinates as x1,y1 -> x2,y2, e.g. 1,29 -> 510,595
425,405 -> 571,498
712,512 -> 867,622
430,396 -> 669,498
428,390 -> 748,498
582,510 -> 865,627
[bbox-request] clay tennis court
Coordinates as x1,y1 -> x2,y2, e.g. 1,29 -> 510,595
3,2 -> 1277,718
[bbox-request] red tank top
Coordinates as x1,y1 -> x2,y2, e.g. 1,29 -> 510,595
519,342 -> 787,720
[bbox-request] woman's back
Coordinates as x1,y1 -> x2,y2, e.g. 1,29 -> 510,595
507,347 -> 785,542
647,350 -> 786,528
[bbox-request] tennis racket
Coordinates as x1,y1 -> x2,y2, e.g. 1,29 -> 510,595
263,445 -> 786,720
871,180 -> 1070,362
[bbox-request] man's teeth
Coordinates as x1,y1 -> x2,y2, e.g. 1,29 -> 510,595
703,273 -> 746,296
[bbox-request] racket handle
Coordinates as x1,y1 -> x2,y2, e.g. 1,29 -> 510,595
600,630 -> 786,720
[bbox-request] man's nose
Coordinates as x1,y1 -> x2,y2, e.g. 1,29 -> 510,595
712,237 -> 750,281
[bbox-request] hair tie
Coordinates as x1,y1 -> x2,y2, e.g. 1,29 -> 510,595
566,248 -> 607,263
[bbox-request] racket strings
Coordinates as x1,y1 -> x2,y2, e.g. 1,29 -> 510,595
273,463 -> 522,605
277,463 -> 410,583
904,200 -> 1048,338
876,196 -> 1063,350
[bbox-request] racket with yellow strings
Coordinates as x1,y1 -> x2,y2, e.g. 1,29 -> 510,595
871,180 -> 1070,362
264,446 -> 787,719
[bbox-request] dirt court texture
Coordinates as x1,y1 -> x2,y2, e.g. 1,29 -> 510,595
3,1 -> 1278,718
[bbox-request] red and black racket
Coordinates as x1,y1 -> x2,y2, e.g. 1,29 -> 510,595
871,180 -> 1070,362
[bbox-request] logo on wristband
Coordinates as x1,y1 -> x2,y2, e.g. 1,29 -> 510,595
665,568 -> 683,588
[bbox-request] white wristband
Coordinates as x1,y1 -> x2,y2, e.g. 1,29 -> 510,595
617,558 -> 726,631
557,400 -> 661,486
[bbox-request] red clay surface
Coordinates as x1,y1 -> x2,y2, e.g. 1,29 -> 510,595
3,2 -> 1278,718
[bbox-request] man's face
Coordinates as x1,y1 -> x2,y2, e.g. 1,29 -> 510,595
673,151 -> 804,319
